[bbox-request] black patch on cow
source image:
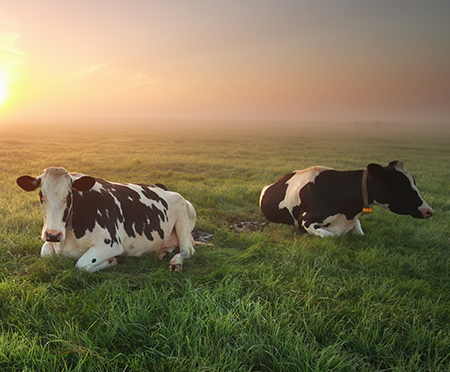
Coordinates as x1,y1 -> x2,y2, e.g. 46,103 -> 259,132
260,172 -> 297,225
153,183 -> 168,191
315,223 -> 331,229
298,170 -> 365,228
71,179 -> 170,244
62,192 -> 72,224
62,207 -> 70,224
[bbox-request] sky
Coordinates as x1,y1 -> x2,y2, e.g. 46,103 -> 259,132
0,0 -> 449,123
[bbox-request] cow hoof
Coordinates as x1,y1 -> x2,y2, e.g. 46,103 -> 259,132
169,263 -> 183,271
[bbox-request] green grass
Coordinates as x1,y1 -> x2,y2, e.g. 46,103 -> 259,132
1,120 -> 449,371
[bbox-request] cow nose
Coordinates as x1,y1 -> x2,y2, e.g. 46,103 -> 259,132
423,209 -> 433,219
46,230 -> 62,242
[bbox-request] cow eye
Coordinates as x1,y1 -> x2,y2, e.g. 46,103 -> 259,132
66,193 -> 72,205
39,191 -> 45,203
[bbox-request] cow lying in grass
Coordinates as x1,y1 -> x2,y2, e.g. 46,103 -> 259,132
17,167 -> 196,272
259,161 -> 433,237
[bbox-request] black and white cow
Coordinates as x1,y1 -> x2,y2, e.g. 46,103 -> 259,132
259,161 -> 433,237
17,167 -> 196,272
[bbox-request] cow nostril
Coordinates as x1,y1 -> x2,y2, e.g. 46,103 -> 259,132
425,210 -> 433,219
46,231 -> 62,242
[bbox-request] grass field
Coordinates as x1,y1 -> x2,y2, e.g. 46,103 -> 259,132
1,120 -> 449,371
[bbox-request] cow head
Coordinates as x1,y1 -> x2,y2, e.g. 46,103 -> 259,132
367,161 -> 433,219
17,167 -> 96,243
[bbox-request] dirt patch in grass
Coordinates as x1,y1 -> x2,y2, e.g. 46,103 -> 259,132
192,230 -> 214,244
192,219 -> 269,244
228,217 -> 269,233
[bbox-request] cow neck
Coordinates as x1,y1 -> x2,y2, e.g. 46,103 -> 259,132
361,169 -> 373,213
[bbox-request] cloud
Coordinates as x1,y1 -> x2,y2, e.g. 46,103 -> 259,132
125,71 -> 163,89
60,63 -> 110,81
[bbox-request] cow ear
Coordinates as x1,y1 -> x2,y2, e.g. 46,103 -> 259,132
17,175 -> 41,191
389,160 -> 404,170
367,163 -> 384,179
72,176 -> 96,192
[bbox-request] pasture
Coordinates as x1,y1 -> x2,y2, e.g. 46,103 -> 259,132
0,120 -> 449,371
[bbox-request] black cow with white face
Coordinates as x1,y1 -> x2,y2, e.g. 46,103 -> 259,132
17,167 -> 196,272
259,161 -> 433,237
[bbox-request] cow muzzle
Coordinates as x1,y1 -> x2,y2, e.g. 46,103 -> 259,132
45,230 -> 63,242
421,207 -> 433,219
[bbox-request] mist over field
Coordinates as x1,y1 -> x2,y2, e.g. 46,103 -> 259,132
2,119 -> 450,138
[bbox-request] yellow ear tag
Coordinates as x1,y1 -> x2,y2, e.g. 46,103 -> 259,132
363,207 -> 373,213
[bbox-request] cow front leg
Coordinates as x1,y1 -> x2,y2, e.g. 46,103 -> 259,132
351,219 -> 364,235
75,244 -> 124,272
301,218 -> 337,237
41,242 -> 57,256
304,225 -> 336,238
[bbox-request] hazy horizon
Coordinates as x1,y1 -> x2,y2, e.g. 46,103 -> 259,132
2,119 -> 450,137
1,1 -> 450,124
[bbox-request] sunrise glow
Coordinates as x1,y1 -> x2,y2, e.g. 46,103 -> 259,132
0,63 -> 11,107
0,74 -> 9,107
1,2 -> 449,123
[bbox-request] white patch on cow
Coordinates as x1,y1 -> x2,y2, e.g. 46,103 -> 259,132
303,212 -> 363,237
39,168 -> 73,242
75,243 -> 125,271
259,185 -> 269,203
351,219 -> 364,235
278,166 -> 332,228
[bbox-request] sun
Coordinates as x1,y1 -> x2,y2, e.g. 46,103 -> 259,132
0,80 -> 9,107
